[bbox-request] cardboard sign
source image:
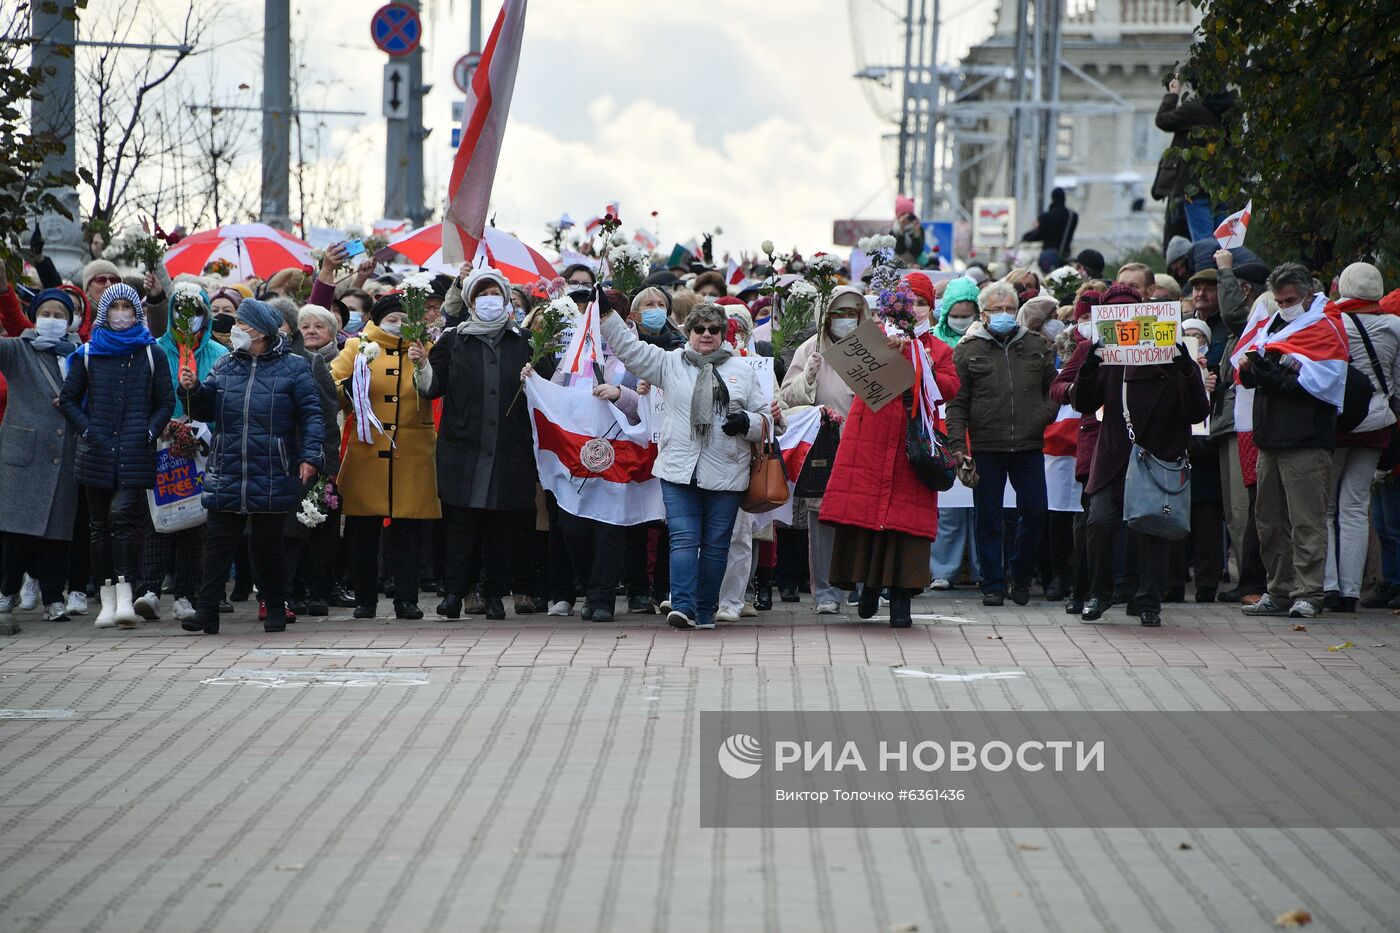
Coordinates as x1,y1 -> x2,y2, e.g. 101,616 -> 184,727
1091,301 -> 1181,365
821,319 -> 916,413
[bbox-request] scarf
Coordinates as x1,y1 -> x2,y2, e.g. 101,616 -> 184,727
682,347 -> 733,445
30,328 -> 77,357
78,323 -> 157,359
459,305 -> 511,338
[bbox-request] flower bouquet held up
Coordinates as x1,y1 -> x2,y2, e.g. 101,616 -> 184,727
296,476 -> 340,528
398,272 -> 435,371
769,279 -> 818,363
507,294 -> 574,415
607,242 -> 649,297
136,217 -> 172,273
1046,265 -> 1084,306
169,283 -> 206,375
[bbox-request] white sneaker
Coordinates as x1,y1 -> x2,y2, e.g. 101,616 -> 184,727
546,600 -> 574,617
930,578 -> 952,591
94,582 -> 117,628
0,594 -> 15,614
715,608 -> 741,624
1288,599 -> 1319,619
66,591 -> 88,616
815,601 -> 840,615
172,597 -> 196,622
43,602 -> 69,622
133,590 -> 161,621
19,576 -> 40,610
113,578 -> 140,628
659,597 -> 672,612
1242,594 -> 1289,616
740,602 -> 758,618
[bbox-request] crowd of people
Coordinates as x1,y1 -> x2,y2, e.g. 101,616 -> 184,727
2,208 -> 1399,634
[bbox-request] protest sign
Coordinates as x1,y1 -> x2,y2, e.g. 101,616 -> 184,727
822,318 -> 915,412
1092,301 -> 1181,365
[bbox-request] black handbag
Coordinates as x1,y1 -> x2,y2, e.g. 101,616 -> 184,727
903,391 -> 957,492
793,414 -> 841,498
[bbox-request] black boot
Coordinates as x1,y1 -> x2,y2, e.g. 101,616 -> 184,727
888,591 -> 913,628
394,600 -> 424,620
484,596 -> 506,620
183,607 -> 219,635
436,594 -> 462,619
754,586 -> 773,611
353,604 -> 377,619
778,585 -> 800,603
857,584 -> 880,620
263,602 -> 287,633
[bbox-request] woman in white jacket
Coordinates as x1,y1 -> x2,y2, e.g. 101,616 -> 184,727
600,297 -> 767,630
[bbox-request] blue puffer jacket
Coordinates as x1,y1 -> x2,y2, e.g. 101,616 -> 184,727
184,338 -> 325,513
58,344 -> 176,489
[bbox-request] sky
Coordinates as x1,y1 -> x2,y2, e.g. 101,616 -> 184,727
127,0 -> 994,255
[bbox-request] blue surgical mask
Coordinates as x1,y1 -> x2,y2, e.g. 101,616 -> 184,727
987,313 -> 1017,336
347,311 -> 365,332
641,308 -> 668,331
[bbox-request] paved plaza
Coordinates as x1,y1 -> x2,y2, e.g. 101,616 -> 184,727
2,591 -> 1398,932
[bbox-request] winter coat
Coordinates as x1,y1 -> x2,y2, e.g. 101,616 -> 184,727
1237,316 -> 1341,451
0,334 -> 79,538
330,323 -> 440,519
1153,93 -> 1226,201
183,338 -> 325,514
819,334 -> 959,538
1049,335 -> 1101,485
944,323 -> 1058,455
59,343 -> 175,490
1072,348 -> 1211,495
285,332 -> 342,477
417,322 -> 541,513
601,312 -> 767,492
1336,303 -> 1400,434
1208,266 -> 1256,440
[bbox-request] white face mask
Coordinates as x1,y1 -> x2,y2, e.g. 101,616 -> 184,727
474,294 -> 506,322
947,316 -> 974,334
230,328 -> 254,352
1277,303 -> 1304,322
34,317 -> 69,340
191,314 -> 205,334
380,320 -> 403,337
829,317 -> 858,339
1078,321 -> 1095,341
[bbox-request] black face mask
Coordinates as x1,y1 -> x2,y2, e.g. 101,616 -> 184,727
212,313 -> 236,335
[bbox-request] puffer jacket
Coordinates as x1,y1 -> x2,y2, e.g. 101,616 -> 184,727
183,337 -> 325,513
59,344 -> 175,489
602,312 -> 766,492
944,323 -> 1057,454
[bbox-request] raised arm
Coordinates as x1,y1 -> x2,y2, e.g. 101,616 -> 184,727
599,309 -> 666,385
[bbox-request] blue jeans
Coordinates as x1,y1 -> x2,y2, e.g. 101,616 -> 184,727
929,507 -> 980,582
972,450 -> 1047,594
1372,481 -> 1400,586
660,480 -> 744,625
1183,196 -> 1228,243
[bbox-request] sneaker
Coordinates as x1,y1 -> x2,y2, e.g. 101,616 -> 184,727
19,576 -> 40,610
1288,599 -> 1319,619
1242,594 -> 1289,616
546,600 -> 574,617
133,591 -> 161,621
715,608 -> 741,624
65,591 -> 88,616
740,602 -> 758,618
667,609 -> 697,629
659,597 -> 672,612
815,601 -> 840,615
982,592 -> 1005,607
43,602 -> 69,622
693,618 -> 717,631
0,594 -> 15,615
463,591 -> 487,615
627,594 -> 656,615
930,578 -> 952,591
172,597 -> 196,622
513,594 -> 537,615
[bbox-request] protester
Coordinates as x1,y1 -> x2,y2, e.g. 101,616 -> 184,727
1072,249 -> 1105,282
58,284 -> 175,628
944,281 -> 1058,606
1049,288 -> 1104,614
892,195 -> 926,265
1154,74 -> 1236,242
176,298 -> 323,634
926,276 -> 981,589
1151,275 -> 1183,302
298,305 -> 342,362
1114,263 -> 1155,299
1020,188 -> 1078,272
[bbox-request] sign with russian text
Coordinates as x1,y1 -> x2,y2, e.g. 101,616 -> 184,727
822,319 -> 915,413
1091,301 -> 1181,365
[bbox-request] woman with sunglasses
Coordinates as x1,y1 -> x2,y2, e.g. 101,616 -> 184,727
600,296 -> 768,630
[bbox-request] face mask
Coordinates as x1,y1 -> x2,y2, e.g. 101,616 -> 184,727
641,308 -> 668,331
829,318 -> 858,339
190,314 -> 205,334
1277,303 -> 1304,322
1078,321 -> 1095,341
347,311 -> 365,331
230,328 -> 254,352
474,294 -> 506,322
987,312 -> 1017,335
947,316 -> 973,334
34,317 -> 68,340
380,320 -> 402,337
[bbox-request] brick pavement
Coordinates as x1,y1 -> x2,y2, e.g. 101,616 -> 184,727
1,590 -> 1398,931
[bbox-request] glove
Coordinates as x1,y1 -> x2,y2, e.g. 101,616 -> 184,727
595,285 -> 613,317
721,411 -> 750,437
803,350 -> 822,382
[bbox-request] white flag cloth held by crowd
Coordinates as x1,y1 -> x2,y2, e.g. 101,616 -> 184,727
442,0 -> 528,264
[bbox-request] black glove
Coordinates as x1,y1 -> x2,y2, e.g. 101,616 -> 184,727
721,411 -> 749,437
595,284 -> 613,316
29,225 -> 44,258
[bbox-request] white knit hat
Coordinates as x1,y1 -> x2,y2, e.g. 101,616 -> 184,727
1338,262 -> 1384,302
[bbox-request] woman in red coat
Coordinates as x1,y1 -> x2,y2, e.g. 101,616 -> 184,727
820,330 -> 959,626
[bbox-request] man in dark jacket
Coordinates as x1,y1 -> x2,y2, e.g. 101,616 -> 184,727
178,298 -> 324,635
1020,188 -> 1077,273
945,282 -> 1058,606
1153,75 -> 1236,242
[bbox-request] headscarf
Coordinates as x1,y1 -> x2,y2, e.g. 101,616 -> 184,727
80,283 -> 156,358
458,267 -> 513,338
935,277 -> 981,347
236,298 -> 285,338
211,287 -> 245,311
682,343 -> 734,446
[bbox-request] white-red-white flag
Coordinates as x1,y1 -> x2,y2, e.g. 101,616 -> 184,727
442,0 -> 529,265
1213,199 -> 1252,250
558,293 -> 604,379
725,257 -> 744,286
633,227 -> 659,251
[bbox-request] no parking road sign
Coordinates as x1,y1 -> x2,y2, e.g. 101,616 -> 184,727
371,3 -> 422,57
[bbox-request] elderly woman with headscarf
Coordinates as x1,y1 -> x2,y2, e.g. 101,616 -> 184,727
414,266 -> 537,621
330,292 -> 440,621
209,288 -> 243,350
0,289 -> 82,622
597,296 -> 768,630
176,298 -> 324,635
58,284 -> 175,628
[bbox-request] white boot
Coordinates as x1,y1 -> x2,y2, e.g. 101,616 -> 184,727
113,577 -> 140,628
94,581 -> 117,628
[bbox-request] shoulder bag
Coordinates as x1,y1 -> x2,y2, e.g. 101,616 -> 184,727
742,413 -> 790,514
903,390 -> 958,492
1120,381 -> 1191,540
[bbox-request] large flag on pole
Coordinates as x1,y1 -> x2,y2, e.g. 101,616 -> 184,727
442,0 -> 529,265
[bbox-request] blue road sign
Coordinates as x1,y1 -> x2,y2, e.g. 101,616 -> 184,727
371,4 -> 422,57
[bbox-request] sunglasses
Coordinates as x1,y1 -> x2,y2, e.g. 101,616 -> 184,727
691,324 -> 725,336
91,275 -> 121,286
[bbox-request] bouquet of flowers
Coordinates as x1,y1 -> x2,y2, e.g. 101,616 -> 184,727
203,258 -> 235,278
856,234 -> 897,260
866,242 -> 917,336
169,283 -> 207,373
1046,265 -> 1083,306
770,278 -> 819,362
607,242 -> 649,296
507,294 -> 575,414
166,419 -> 208,460
398,272 -> 434,347
804,252 -> 843,316
296,476 -> 340,528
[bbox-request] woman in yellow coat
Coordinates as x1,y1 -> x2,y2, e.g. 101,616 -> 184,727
330,292 -> 440,619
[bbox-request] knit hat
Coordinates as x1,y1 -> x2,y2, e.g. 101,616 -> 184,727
94,283 -> 145,328
29,287 -> 76,323
82,259 -> 121,290
643,269 -> 680,290
895,194 -> 916,217
1073,248 -> 1105,279
942,277 -> 980,310
211,287 -> 245,311
1339,262 -> 1384,302
714,295 -> 749,311
964,266 -> 989,285
236,298 -> 285,338
463,266 -> 512,308
1102,282 -> 1143,305
1165,236 -> 1192,266
1181,317 -> 1213,343
1233,262 -> 1270,288
369,292 -> 403,325
905,272 -> 935,307
1073,289 -> 1104,321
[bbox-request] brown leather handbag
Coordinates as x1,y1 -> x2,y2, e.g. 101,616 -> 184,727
742,414 -> 790,514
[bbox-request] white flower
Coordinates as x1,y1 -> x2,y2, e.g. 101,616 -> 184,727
789,280 -> 818,300
611,231 -> 627,246
761,240 -> 775,256
359,340 -> 381,362
171,282 -> 204,302
808,254 -> 841,273
402,270 -> 435,292
1047,265 -> 1079,283
549,295 -> 580,319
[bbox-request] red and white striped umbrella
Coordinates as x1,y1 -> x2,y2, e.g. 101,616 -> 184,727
385,223 -> 556,285
163,224 -> 314,279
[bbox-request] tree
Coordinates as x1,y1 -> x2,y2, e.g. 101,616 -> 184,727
0,2 -> 84,280
1180,0 -> 1400,277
